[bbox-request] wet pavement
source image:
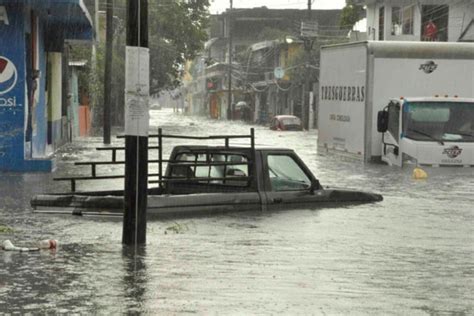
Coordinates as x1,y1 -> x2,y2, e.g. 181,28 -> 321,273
1,108 -> 473,314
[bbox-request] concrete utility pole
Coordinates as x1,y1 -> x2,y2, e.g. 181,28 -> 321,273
103,0 -> 114,144
91,0 -> 99,133
123,0 -> 149,245
227,0 -> 233,120
302,0 -> 313,130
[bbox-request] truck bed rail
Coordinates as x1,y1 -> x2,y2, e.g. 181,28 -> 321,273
54,128 -> 255,192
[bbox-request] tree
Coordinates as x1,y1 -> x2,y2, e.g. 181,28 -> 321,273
339,0 -> 365,30
71,0 -> 210,131
149,0 -> 210,93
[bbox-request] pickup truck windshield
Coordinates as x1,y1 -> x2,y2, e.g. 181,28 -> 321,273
403,101 -> 474,142
267,155 -> 311,191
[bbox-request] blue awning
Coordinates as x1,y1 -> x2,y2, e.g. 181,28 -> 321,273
0,0 -> 94,41
40,0 -> 94,41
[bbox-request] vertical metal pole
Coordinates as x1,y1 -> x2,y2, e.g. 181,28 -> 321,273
301,82 -> 306,130
158,128 -> 163,189
250,127 -> 255,178
227,0 -> 233,120
103,0 -> 114,144
302,0 -> 313,130
123,0 -> 148,245
91,0 -> 99,128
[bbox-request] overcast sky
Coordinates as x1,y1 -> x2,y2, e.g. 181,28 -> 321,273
209,0 -> 346,14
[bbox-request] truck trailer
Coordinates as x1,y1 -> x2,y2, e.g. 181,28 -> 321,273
317,41 -> 474,167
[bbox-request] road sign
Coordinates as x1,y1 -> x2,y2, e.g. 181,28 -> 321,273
274,67 -> 284,79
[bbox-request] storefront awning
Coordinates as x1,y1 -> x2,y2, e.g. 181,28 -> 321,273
40,0 -> 94,41
0,0 -> 94,41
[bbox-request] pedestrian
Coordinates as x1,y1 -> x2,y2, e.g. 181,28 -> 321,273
423,18 -> 438,41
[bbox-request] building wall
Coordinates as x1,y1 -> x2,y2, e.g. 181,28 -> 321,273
0,4 -> 57,171
366,0 -> 474,42
448,1 -> 474,41
0,2 -> 92,171
0,4 -> 28,170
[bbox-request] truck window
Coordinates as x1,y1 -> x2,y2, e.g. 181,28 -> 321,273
173,152 -> 249,187
267,155 -> 311,191
403,102 -> 474,142
387,104 -> 400,141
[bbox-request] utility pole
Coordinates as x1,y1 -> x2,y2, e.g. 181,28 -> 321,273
123,0 -> 149,245
301,0 -> 313,130
91,0 -> 99,134
103,0 -> 114,144
227,0 -> 233,120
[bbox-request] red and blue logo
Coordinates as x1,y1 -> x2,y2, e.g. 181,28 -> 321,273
0,56 -> 18,95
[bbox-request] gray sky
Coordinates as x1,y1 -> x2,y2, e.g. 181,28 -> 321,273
209,0 -> 346,14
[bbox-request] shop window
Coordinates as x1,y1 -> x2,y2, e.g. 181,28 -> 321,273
421,5 -> 449,42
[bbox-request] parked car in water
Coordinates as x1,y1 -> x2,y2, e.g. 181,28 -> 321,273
270,115 -> 303,131
150,102 -> 162,110
31,129 -> 382,218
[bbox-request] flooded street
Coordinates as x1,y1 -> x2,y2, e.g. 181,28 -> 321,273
1,109 -> 473,315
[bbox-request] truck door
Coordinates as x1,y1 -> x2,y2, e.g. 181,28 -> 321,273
381,102 -> 403,166
261,150 -> 318,210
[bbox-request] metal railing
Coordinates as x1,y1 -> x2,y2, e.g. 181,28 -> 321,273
54,128 -> 255,193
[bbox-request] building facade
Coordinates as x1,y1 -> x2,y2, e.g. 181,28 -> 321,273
0,0 -> 92,171
184,7 -> 343,126
365,0 -> 474,42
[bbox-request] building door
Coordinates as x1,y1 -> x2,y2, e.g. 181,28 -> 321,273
210,94 -> 218,119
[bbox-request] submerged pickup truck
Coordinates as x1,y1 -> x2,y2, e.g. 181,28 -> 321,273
31,130 -> 382,217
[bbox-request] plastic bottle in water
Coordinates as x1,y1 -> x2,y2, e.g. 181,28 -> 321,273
37,239 -> 58,249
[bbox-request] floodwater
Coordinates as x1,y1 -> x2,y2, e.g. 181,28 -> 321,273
1,109 -> 473,315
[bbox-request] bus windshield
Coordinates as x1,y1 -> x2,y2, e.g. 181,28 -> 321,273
403,101 -> 474,142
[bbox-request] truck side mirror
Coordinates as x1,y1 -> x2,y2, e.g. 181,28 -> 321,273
377,110 -> 389,133
309,179 -> 320,195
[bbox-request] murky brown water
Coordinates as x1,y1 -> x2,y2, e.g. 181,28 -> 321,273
1,109 -> 473,314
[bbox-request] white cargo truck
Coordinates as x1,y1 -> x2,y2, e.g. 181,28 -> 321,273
317,41 -> 474,167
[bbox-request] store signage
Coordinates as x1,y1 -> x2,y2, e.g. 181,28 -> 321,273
321,85 -> 365,102
0,6 -> 9,25
125,46 -> 150,136
0,56 -> 18,107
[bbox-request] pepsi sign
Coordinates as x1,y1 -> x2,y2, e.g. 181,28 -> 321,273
0,56 -> 18,107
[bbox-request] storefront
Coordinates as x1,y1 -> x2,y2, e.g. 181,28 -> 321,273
0,0 -> 93,171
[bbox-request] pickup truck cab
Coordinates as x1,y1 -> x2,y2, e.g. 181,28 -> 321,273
31,130 -> 382,218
